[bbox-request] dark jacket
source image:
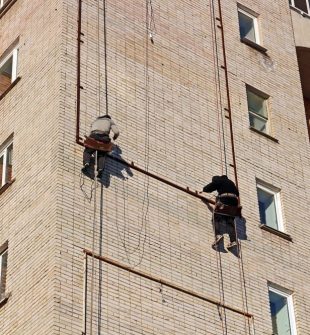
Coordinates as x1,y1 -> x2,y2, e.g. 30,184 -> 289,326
203,175 -> 239,197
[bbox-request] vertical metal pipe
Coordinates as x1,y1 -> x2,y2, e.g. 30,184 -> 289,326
216,0 -> 239,189
76,0 -> 82,143
82,253 -> 88,335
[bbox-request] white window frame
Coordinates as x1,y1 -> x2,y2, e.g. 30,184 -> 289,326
290,0 -> 310,15
238,7 -> 260,45
0,47 -> 18,85
268,286 -> 297,335
0,138 -> 13,188
246,86 -> 270,134
256,182 -> 284,232
0,247 -> 8,299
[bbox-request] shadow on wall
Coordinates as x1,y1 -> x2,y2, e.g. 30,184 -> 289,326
100,145 -> 133,188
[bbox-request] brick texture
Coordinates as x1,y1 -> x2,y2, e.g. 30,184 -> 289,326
1,0 -> 310,334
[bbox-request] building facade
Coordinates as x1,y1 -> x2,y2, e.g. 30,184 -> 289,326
1,0 -> 310,334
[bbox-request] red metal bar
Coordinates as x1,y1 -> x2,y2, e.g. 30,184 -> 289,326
107,155 -> 215,204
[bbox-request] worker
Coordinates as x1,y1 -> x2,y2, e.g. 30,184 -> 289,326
81,115 -> 119,179
201,175 -> 239,250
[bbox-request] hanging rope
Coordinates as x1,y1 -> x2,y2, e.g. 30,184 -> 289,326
209,0 -> 228,176
89,0 -> 108,330
109,0 -> 155,268
212,212 -> 228,335
80,172 -> 95,202
97,0 -> 102,117
234,219 -> 253,334
89,151 -> 99,335
103,0 -> 109,115
209,0 -> 252,333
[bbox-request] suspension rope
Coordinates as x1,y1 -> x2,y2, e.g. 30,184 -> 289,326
128,0 -> 155,267
103,0 -> 109,115
235,220 -> 253,334
209,0 -> 224,175
89,151 -> 98,335
209,0 -> 252,332
110,0 -> 155,268
80,172 -> 95,202
212,212 -> 227,335
96,0 -> 103,117
210,0 -> 228,176
232,219 -> 249,334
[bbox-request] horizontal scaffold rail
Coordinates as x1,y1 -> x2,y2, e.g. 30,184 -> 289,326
83,249 -> 253,319
107,154 -> 216,204
76,137 -> 215,205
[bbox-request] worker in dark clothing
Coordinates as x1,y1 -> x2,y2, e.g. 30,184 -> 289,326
82,115 -> 120,179
201,175 -> 239,250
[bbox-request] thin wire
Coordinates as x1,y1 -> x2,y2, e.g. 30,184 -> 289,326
210,0 -> 228,175
234,219 -> 250,334
212,212 -> 227,335
97,0 -> 102,117
236,224 -> 252,334
80,172 -> 95,202
132,0 -> 153,267
89,151 -> 98,335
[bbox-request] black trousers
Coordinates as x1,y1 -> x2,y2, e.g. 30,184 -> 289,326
213,214 -> 237,243
83,133 -> 110,170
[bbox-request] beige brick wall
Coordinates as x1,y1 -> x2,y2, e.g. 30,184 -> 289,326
0,0 -> 62,334
1,0 -> 310,334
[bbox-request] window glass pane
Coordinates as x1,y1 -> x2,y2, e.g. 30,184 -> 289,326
0,155 -> 3,187
294,0 -> 309,13
238,11 -> 256,42
0,56 -> 13,96
257,188 -> 279,229
247,90 -> 267,117
6,143 -> 13,183
0,250 -> 8,297
249,113 -> 267,133
269,290 -> 292,335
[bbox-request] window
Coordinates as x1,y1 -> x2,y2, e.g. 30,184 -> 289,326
257,182 -> 283,231
0,138 -> 13,188
0,245 -> 8,301
0,47 -> 18,97
290,0 -> 310,14
238,7 -> 260,44
246,86 -> 269,134
268,286 -> 297,335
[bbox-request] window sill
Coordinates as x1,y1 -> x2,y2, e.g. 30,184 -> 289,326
0,0 -> 17,19
240,37 -> 268,54
0,178 -> 15,196
249,127 -> 279,143
0,76 -> 21,101
290,5 -> 310,18
0,292 -> 11,308
259,224 -> 293,242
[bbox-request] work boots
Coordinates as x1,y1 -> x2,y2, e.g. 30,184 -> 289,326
97,169 -> 104,179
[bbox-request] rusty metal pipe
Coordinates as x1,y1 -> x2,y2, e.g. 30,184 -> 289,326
76,0 -> 83,143
83,250 -> 253,319
216,0 -> 239,190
